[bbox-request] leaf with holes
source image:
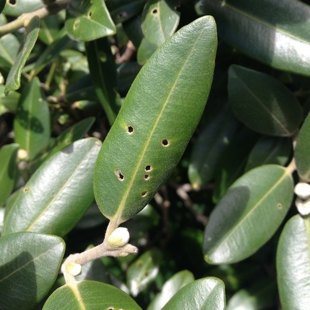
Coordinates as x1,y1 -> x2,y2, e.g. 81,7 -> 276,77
43,280 -> 142,310
162,277 -> 226,310
65,0 -> 116,41
0,143 -> 18,206
4,16 -> 40,94
3,0 -> 44,16
0,232 -> 65,310
228,65 -> 302,137
196,0 -> 310,76
94,16 -> 217,225
204,165 -> 294,264
13,77 -> 50,161
141,0 -> 180,47
277,215 -> 310,309
3,138 -> 101,237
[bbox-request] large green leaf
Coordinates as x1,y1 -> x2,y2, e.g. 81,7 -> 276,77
147,270 -> 194,310
3,0 -> 44,16
127,249 -> 162,296
295,113 -> 310,181
66,0 -> 116,41
277,215 -> 310,309
0,143 -> 18,206
204,165 -> 294,264
94,16 -> 217,225
141,0 -> 180,47
0,232 -> 65,310
3,138 -> 101,237
228,65 -> 302,136
196,0 -> 310,76
43,280 -> 142,309
188,105 -> 239,188
162,277 -> 225,310
14,77 -> 50,161
4,16 -> 40,94
85,37 -> 121,125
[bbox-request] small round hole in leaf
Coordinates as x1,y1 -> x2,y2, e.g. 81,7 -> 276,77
127,125 -> 134,134
117,11 -> 128,19
115,169 -> 124,181
9,0 -> 16,5
152,8 -> 158,14
23,187 -> 30,193
161,139 -> 169,147
107,308 -> 114,310
277,203 -> 282,209
88,11 -> 92,18
144,175 -> 150,180
141,191 -> 148,197
145,165 -> 152,172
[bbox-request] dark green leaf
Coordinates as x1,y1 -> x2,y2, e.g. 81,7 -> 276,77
0,85 -> 20,112
0,0 -> 5,13
0,34 -> 19,68
277,215 -> 310,309
295,112 -> 310,181
0,143 -> 18,206
141,0 -> 180,46
127,249 -> 162,296
117,62 -> 142,96
3,138 -> 101,237
85,37 -> 121,125
162,277 -> 225,310
43,280 -> 142,309
39,15 -> 61,45
0,232 -> 65,310
123,15 -> 144,49
137,37 -> 157,65
245,136 -> 291,172
4,16 -> 40,94
94,16 -> 217,224
14,77 -> 50,161
188,105 -> 239,188
147,270 -> 194,310
205,165 -> 294,264
228,65 -> 302,136
3,0 -> 44,16
66,0 -> 116,41
196,0 -> 310,76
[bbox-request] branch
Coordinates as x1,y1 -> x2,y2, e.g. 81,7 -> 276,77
0,0 -> 70,37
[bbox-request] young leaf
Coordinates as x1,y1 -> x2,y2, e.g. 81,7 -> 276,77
147,270 -> 194,310
196,0 -> 310,76
14,77 -> 50,161
141,0 -> 180,47
277,215 -> 310,309
162,277 -> 225,310
85,37 -> 121,125
65,0 -> 116,41
94,16 -> 217,225
3,138 -> 101,237
204,165 -> 294,264
0,232 -> 65,310
43,280 -> 142,310
0,143 -> 18,206
4,16 -> 40,94
228,65 -> 302,136
295,112 -> 310,181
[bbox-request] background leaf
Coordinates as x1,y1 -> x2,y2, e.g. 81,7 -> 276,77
3,0 -> 44,16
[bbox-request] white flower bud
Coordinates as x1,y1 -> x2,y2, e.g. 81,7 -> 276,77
295,197 -> 310,216
294,182 -> 310,200
107,227 -> 130,248
66,262 -> 82,276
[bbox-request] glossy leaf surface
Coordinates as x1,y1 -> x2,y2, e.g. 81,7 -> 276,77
228,65 -> 302,136
127,249 -> 162,296
3,138 -> 101,237
14,77 -> 50,160
295,113 -> 310,181
4,16 -> 40,94
94,16 -> 217,224
66,0 -> 116,41
188,106 -> 239,188
0,232 -> 65,310
3,0 -> 44,16
162,277 -> 225,310
204,165 -> 293,264
0,143 -> 18,206
196,0 -> 310,76
245,136 -> 291,172
147,270 -> 194,310
142,0 -> 180,46
277,215 -> 310,309
43,280 -> 142,310
85,37 -> 121,125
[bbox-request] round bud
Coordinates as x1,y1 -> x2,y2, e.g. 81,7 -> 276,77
66,262 -> 82,276
18,149 -> 28,160
107,227 -> 130,248
294,182 -> 310,200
